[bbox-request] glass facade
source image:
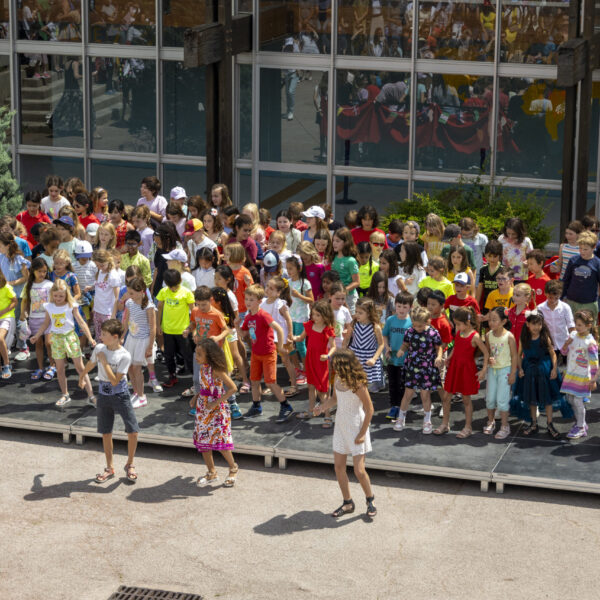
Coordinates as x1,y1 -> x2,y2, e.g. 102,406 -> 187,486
2,1 -> 599,244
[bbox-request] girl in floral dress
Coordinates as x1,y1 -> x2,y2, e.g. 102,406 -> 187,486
190,339 -> 240,487
497,217 -> 533,282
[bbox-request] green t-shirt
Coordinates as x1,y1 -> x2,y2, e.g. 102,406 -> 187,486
441,243 -> 476,271
0,284 -> 16,319
332,255 -> 359,296
418,276 -> 454,299
156,285 -> 195,334
358,260 -> 379,292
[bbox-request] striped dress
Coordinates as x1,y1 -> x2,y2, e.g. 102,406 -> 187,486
560,244 -> 580,280
560,332 -> 599,397
348,322 -> 383,384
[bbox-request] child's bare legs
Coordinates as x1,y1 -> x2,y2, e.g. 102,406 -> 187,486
129,364 -> 144,397
127,432 -> 138,466
438,390 -> 451,428
545,404 -> 554,424
220,450 -> 237,470
201,451 -> 216,474
34,337 -> 46,370
237,339 -> 249,372
399,387 -> 414,413
461,395 -> 473,430
251,381 -> 261,404
228,340 -> 248,385
266,381 -> 286,403
421,391 -> 432,418
55,358 -> 68,395
353,453 -> 373,498
308,384 -> 317,411
486,408 -> 496,426
0,330 -> 8,366
45,334 -> 55,367
102,433 -> 114,469
318,390 -> 329,418
334,451 -> 352,501
72,356 -> 93,397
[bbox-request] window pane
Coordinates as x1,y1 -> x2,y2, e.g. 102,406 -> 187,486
163,62 -> 205,156
238,168 -> 252,205
414,73 -> 491,174
335,69 -> 410,169
260,67 -> 328,164
20,54 -> 84,148
19,1 -> 82,42
163,164 -> 207,199
239,64 -> 252,159
0,55 -> 10,143
259,170 -> 326,215
496,78 -> 564,179
1,0 -> 8,38
91,57 -> 156,153
20,155 -> 84,194
89,0 -> 155,45
260,1 -> 331,53
91,159 -> 155,203
590,82 -> 599,182
163,0 -> 206,47
500,0 -> 569,65
418,1 -> 494,61
335,176 -> 407,219
337,0 -> 411,57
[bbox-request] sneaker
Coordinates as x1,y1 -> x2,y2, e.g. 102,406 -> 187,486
132,395 -> 147,409
411,403 -> 425,415
87,396 -> 97,407
368,382 -> 382,394
230,402 -> 243,420
175,364 -> 186,375
483,421 -> 496,435
386,407 -> 399,420
295,370 -> 307,385
287,112 -> 294,120
189,408 -> 197,417
149,377 -> 163,393
276,403 -> 293,423
451,393 -> 462,403
567,425 -> 587,439
245,404 -> 262,418
131,393 -> 138,404
163,376 -> 178,388
393,416 -> 405,431
583,397 -> 591,404
14,348 -> 29,361
422,421 -> 433,434
494,425 -> 510,440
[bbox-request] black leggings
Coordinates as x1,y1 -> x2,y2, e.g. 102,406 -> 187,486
163,334 -> 193,376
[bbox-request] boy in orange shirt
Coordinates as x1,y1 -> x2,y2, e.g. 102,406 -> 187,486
224,242 -> 253,316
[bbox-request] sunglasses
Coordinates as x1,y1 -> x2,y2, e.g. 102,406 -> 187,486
371,242 -> 385,247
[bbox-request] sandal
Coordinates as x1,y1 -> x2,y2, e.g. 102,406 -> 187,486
197,470 -> 219,486
95,467 -> 115,483
223,464 -> 239,488
332,499 -> 355,518
523,422 -> 539,436
366,495 -> 377,518
322,416 -> 334,429
433,424 -> 450,435
1,365 -> 11,379
31,369 -> 44,381
181,387 -> 195,398
547,422 -> 561,440
296,411 -> 312,420
43,366 -> 56,380
55,394 -> 71,407
239,382 -> 251,394
456,427 -> 473,439
124,463 -> 137,482
284,386 -> 299,398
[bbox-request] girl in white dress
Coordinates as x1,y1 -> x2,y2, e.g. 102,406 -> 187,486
314,349 -> 376,518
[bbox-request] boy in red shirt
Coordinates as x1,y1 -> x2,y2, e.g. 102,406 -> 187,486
16,192 -> 51,248
241,284 -> 293,422
444,273 -> 481,326
527,249 -> 551,307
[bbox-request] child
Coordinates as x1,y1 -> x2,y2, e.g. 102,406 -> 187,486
92,250 -> 120,341
526,249 -> 551,306
435,307 -> 489,438
446,245 -> 475,296
108,199 -> 134,249
561,231 -> 600,320
444,273 -> 481,326
73,194 -> 100,230
418,256 -> 454,298
514,313 -> 561,438
537,280 -> 575,357
507,282 -> 533,349
383,292 -> 413,420
329,281 -> 352,348
91,187 -> 109,223
95,222 -> 117,252
397,242 -> 426,295
259,250 -> 283,289
476,240 -> 503,312
561,310 -> 598,439
426,289 -> 454,352
0,273 -> 16,378
378,248 -> 401,297
286,256 -> 314,385
166,203 -> 187,240
399,221 -> 428,266
210,182 -> 233,211
484,307 -> 517,439
223,243 -> 253,317
259,207 -> 274,241
330,228 -> 360,314
422,213 -> 445,258
459,217 -> 488,280
313,229 -> 333,265
192,247 -> 218,288
41,175 -> 69,220
440,224 -> 476,271
132,206 -> 155,258
268,230 -> 293,272
240,284 -> 293,422
78,319 -> 139,483
498,217 -> 533,281
161,247 -> 195,293
356,241 -> 378,296
186,219 -> 217,268
31,279 -> 96,406
313,349 -> 376,518
53,215 -> 78,264
298,241 -> 325,300
321,270 -> 341,302
121,230 -> 152,287
39,227 -> 60,270
200,208 -> 228,254
156,269 -> 196,388
395,307 -> 443,433
122,277 -> 157,409
483,266 -> 514,317
73,241 -> 98,315
366,271 -> 394,324
190,339 -> 239,487
385,219 -> 403,250
369,230 -> 386,263
17,191 -> 51,247
276,209 -> 301,254
551,220 -> 582,280
294,299 -> 336,427
242,202 -> 265,245
344,298 -> 385,393
50,250 -> 81,303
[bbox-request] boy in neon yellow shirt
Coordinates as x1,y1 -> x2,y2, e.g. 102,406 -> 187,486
418,256 -> 454,298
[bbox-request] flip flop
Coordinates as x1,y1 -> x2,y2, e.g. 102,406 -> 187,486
239,382 -> 251,394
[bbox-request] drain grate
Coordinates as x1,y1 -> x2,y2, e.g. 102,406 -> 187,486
108,586 -> 202,599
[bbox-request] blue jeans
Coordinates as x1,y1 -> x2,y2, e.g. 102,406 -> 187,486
285,71 -> 298,114
486,366 -> 511,412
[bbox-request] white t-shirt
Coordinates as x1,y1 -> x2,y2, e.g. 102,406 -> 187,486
94,270 -> 121,315
137,195 -> 168,219
188,236 -> 217,269
41,196 -> 70,220
333,306 -> 352,348
28,281 -> 53,318
397,265 -> 427,296
44,302 -> 76,334
193,267 -> 215,288
91,343 -> 131,394
259,297 -> 289,342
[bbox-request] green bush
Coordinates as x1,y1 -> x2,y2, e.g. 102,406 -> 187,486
0,107 -> 22,217
381,174 -> 554,250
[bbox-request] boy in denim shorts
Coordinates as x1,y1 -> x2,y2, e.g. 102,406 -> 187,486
79,319 -> 139,483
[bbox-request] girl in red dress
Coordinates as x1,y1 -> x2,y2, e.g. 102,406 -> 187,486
293,299 -> 336,427
434,307 -> 489,439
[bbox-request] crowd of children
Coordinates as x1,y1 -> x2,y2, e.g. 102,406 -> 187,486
2,174 -> 599,512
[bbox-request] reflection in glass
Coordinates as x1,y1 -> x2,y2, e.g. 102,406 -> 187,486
337,0 -> 411,58
259,170 -> 326,216
19,0 -> 81,41
0,0 -> 8,38
0,56 -> 10,143
163,164 -> 207,198
335,176 -> 407,218
335,69 -> 410,169
20,155 -> 84,194
414,73 -> 492,173
163,0 -> 206,47
238,169 -> 252,205
20,54 -> 84,148
91,57 -> 156,153
239,64 -> 252,159
500,1 -> 569,65
496,78 -> 565,179
163,62 -> 205,156
89,0 -> 155,45
260,1 -> 331,53
260,67 -> 327,164
589,82 -> 599,182
92,159 -> 155,203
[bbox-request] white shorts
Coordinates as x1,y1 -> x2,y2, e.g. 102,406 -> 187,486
29,316 -> 50,338
0,317 -> 15,349
124,336 -> 156,366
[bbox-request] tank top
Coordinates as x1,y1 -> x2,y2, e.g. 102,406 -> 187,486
488,329 -> 511,369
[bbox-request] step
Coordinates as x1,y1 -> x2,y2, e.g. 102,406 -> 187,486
22,104 -> 118,132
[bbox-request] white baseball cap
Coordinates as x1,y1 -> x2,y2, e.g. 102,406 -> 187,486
453,272 -> 469,285
301,206 -> 325,220
74,239 -> 93,258
86,222 -> 100,236
163,248 -> 188,263
170,186 -> 187,200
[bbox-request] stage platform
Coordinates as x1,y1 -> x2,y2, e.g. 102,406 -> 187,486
1,358 -> 599,495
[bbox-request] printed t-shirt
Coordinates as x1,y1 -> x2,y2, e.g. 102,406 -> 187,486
241,309 -> 275,355
91,343 -> 131,394
383,315 -> 411,366
156,285 -> 195,334
478,263 -> 501,311
0,284 -> 16,319
528,272 -> 551,306
26,280 -> 53,317
484,288 -> 514,311
190,307 -> 227,341
331,255 -> 359,293
121,252 -> 152,287
444,294 -> 481,322
43,302 -> 75,334
125,298 -> 155,339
